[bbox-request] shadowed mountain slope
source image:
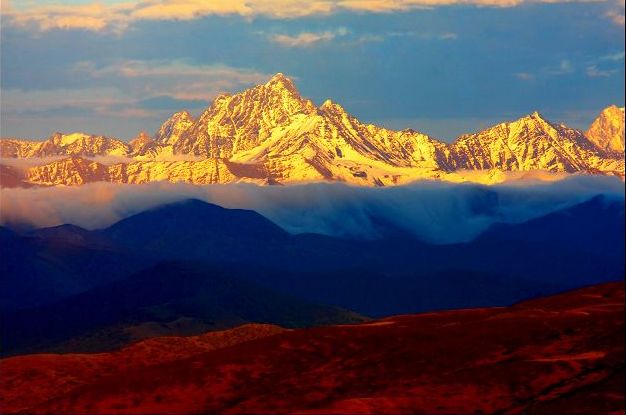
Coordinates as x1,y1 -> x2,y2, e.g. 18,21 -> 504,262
478,195 -> 625,257
102,199 -> 289,256
1,197 -> 623,356
2,196 -> 623,316
1,262 -> 364,355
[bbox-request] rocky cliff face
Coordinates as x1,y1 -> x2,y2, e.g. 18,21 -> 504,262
172,74 -> 317,158
25,157 -> 112,186
450,112 -> 618,173
2,74 -> 624,187
23,157 -> 237,186
585,105 -> 625,154
154,111 -> 195,146
1,132 -> 130,159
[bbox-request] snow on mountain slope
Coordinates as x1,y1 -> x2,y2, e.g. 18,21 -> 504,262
450,112 -> 622,174
24,157 -> 239,186
2,74 -> 624,187
1,132 -> 131,159
154,110 -> 195,146
585,105 -> 625,154
25,157 -> 111,186
0,138 -> 42,158
172,73 -> 317,158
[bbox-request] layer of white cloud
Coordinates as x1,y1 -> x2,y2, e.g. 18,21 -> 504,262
0,176 -> 623,243
2,0 -> 618,33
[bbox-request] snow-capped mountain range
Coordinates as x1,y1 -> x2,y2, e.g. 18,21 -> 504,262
1,73 -> 624,187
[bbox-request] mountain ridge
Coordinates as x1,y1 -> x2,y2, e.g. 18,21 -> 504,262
1,282 -> 622,415
1,74 -> 623,186
585,105 -> 625,154
2,196 -> 623,318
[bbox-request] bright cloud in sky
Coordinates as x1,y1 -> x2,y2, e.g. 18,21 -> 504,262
270,28 -> 349,47
604,0 -> 625,25
3,0 -> 623,33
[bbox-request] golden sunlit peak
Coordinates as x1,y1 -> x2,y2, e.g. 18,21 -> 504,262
174,110 -> 194,119
270,72 -> 288,81
320,99 -> 335,108
131,131 -> 152,142
319,99 -> 347,114
266,72 -> 297,90
1,72 -> 623,186
516,111 -> 549,125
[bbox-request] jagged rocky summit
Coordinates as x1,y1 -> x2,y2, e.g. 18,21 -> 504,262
1,73 -> 624,187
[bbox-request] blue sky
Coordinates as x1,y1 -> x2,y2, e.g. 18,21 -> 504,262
1,0 -> 624,141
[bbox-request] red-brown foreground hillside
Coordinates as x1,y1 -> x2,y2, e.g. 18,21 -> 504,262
1,282 -> 623,415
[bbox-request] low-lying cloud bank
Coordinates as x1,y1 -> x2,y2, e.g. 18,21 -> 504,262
1,176 -> 623,243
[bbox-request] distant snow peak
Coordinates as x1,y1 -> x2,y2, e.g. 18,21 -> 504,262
154,111 -> 195,146
586,105 -> 625,154
266,72 -> 296,90
1,73 -> 624,187
319,99 -> 346,115
131,131 -> 151,143
54,132 -> 89,146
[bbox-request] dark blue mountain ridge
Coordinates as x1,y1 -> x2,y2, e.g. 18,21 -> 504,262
1,261 -> 365,355
102,199 -> 290,253
478,195 -> 625,257
1,194 -> 623,355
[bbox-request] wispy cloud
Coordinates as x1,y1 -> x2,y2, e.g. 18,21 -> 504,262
586,64 -> 618,77
74,60 -> 270,101
1,87 -> 134,116
545,59 -> 574,76
270,28 -> 348,47
383,31 -> 458,40
583,50 -> 623,77
516,52 -> 622,82
2,0 -> 615,33
2,61 -> 272,124
604,0 -> 625,25
600,51 -> 625,61
605,9 -> 625,24
515,72 -> 536,81
265,27 -> 457,48
343,30 -> 459,45
0,87 -> 168,123
439,32 -> 458,40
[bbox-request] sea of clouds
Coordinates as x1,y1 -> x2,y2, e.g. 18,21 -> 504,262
0,175 -> 623,243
